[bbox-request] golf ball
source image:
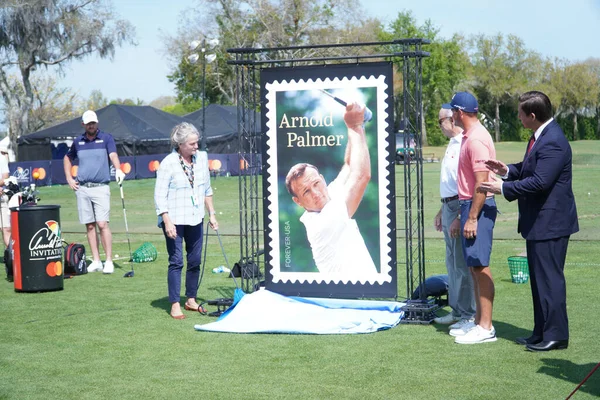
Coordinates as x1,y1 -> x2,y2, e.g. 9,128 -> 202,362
115,254 -> 119,258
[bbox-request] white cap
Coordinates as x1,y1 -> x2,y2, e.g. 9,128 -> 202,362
82,110 -> 98,124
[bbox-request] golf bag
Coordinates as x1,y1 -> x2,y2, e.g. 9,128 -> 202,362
231,249 -> 264,279
64,243 -> 87,275
4,243 -> 12,282
2,182 -> 19,281
231,259 -> 262,279
411,274 -> 449,307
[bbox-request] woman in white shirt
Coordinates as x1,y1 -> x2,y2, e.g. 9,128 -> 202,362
154,123 -> 219,319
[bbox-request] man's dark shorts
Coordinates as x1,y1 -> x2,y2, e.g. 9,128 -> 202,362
460,197 -> 497,267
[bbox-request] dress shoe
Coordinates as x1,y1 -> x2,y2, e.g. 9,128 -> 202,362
515,336 -> 542,345
185,303 -> 207,314
526,340 -> 568,352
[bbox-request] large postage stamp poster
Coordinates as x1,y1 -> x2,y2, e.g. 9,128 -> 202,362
261,63 -> 396,298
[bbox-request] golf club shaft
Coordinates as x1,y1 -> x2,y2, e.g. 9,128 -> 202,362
215,229 -> 240,290
319,89 -> 347,107
319,89 -> 372,123
119,184 -> 133,266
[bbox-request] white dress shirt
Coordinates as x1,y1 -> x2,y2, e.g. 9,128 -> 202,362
500,118 -> 554,193
299,178 -> 376,276
154,150 -> 213,226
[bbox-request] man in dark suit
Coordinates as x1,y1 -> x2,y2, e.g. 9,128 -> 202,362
478,91 -> 578,352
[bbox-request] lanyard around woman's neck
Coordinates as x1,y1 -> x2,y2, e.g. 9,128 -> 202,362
178,153 -> 195,188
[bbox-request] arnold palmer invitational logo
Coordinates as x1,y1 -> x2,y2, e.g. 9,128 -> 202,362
29,220 -> 62,262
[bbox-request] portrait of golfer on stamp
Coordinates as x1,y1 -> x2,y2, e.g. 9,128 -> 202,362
263,70 -> 393,287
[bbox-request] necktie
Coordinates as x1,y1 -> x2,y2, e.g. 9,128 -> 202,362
527,135 -> 535,154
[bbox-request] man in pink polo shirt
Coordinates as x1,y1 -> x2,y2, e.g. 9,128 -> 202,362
447,92 -> 498,344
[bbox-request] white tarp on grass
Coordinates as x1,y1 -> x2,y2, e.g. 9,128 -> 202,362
194,289 -> 404,334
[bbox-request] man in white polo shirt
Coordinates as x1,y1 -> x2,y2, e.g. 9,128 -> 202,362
433,104 -> 476,331
285,103 -> 377,278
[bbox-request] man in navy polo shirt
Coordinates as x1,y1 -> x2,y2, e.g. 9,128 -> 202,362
63,110 -> 126,274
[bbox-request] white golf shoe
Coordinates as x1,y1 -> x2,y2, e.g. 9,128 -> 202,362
449,318 -> 475,330
103,260 -> 114,274
455,325 -> 497,344
449,320 -> 476,337
434,314 -> 460,324
88,260 -> 103,272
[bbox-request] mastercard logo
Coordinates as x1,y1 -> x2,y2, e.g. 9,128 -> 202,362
32,167 -> 46,180
209,159 -> 222,170
148,160 -> 160,172
70,165 -> 78,177
46,261 -> 62,277
120,162 -> 131,174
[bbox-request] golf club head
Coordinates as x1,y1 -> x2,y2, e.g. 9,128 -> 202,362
123,270 -> 134,278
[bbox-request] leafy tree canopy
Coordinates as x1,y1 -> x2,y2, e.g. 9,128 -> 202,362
0,0 -> 135,159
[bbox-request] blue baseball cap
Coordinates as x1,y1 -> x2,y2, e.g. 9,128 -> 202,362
441,103 -> 452,109
449,92 -> 478,113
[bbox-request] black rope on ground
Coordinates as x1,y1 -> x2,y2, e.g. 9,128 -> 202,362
198,221 -> 210,291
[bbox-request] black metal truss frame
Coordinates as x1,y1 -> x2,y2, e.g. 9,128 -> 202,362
227,39 -> 431,310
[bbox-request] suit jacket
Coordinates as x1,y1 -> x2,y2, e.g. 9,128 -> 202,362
503,120 -> 578,241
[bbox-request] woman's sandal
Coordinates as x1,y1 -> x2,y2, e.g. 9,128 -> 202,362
184,303 -> 207,315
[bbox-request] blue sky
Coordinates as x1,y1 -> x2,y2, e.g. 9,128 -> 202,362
58,0 -> 600,105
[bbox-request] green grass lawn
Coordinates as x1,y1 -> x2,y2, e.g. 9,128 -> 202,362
1,141 -> 599,399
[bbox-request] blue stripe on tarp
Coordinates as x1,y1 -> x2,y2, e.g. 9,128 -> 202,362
194,289 -> 404,335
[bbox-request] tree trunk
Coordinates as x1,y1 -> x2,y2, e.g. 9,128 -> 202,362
7,105 -> 26,162
6,66 -> 36,161
494,101 -> 500,142
573,112 -> 578,141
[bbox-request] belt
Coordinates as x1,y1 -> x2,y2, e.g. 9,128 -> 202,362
441,195 -> 459,203
81,182 -> 108,188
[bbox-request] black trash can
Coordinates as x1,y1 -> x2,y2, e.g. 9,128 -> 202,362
11,204 -> 63,292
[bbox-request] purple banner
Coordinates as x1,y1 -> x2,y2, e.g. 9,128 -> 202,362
8,153 -> 244,185
50,160 -> 69,185
9,161 -> 52,187
111,156 -> 136,181
135,153 -> 168,179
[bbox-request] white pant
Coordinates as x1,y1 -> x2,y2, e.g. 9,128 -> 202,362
442,198 -> 476,319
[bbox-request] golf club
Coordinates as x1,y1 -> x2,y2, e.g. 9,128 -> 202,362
215,229 -> 244,304
319,89 -> 373,123
119,183 -> 134,277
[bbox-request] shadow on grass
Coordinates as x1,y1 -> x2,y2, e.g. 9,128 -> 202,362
537,359 -> 600,398
431,316 -> 532,342
150,292 -> 219,315
209,285 -> 236,300
150,297 -> 172,315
